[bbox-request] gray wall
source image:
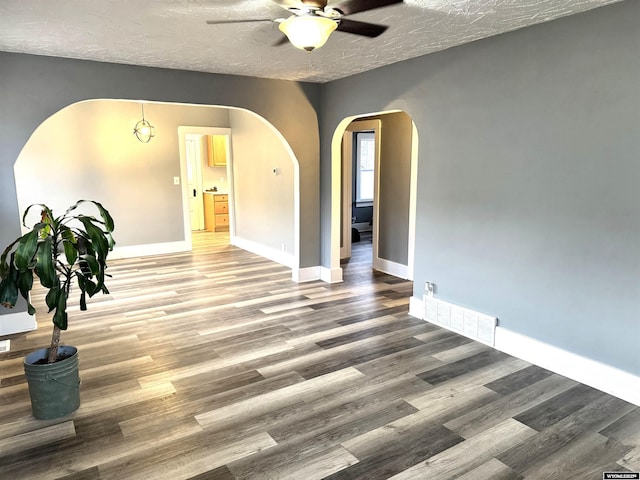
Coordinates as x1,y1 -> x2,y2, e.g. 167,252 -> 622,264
374,112 -> 412,265
320,1 -> 640,375
229,109 -> 295,257
0,53 -> 321,318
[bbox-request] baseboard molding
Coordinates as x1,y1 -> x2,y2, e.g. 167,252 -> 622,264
321,267 -> 343,283
293,266 -> 321,283
495,328 -> 640,407
111,241 -> 190,259
409,296 -> 424,319
374,258 -> 409,279
231,236 -> 295,269
0,310 -> 37,336
409,296 -> 640,406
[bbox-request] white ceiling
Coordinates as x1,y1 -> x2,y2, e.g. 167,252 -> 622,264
0,0 -> 622,83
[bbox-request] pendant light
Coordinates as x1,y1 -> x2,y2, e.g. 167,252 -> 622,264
133,103 -> 156,143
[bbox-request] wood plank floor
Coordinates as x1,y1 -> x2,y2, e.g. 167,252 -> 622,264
0,230 -> 638,479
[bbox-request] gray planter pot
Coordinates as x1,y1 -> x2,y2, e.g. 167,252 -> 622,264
23,346 -> 80,420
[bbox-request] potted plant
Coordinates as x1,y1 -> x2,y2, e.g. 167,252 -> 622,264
0,200 -> 115,419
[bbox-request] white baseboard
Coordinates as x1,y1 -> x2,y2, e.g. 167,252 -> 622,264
495,328 -> 640,407
293,266 -> 321,283
111,241 -> 190,259
374,258 -> 409,279
409,295 -> 640,406
409,296 -> 424,319
231,236 -> 295,269
321,267 -> 343,283
0,310 -> 37,336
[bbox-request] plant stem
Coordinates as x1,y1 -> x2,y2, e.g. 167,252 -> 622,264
48,324 -> 61,363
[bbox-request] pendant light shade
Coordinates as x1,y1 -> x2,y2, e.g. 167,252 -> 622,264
278,15 -> 337,52
133,104 -> 156,143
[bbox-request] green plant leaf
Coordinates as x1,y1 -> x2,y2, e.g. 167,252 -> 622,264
21,204 -> 50,227
15,268 -> 35,314
89,200 -> 115,232
0,236 -> 23,279
64,200 -> 115,232
80,291 -> 86,311
35,237 -> 57,289
79,253 -> 100,276
0,264 -> 19,308
60,226 -> 78,265
14,228 -> 41,271
77,216 -> 109,261
45,286 -> 61,313
52,292 -> 68,330
76,270 -> 98,296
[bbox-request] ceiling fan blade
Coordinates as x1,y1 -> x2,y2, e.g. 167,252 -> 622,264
330,0 -> 402,16
336,18 -> 388,37
271,0 -> 306,10
273,35 -> 290,47
206,19 -> 275,25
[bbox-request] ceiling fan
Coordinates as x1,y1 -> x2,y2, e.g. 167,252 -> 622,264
206,0 -> 404,52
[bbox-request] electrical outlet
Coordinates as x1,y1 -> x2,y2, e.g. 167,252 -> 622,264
173,177 -> 180,185
0,340 -> 10,353
425,282 -> 435,297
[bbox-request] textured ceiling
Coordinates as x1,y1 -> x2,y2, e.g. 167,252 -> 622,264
0,0 -> 623,83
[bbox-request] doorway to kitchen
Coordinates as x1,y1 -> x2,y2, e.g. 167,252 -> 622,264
178,126 -> 233,246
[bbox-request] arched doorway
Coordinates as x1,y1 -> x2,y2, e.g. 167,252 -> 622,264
330,110 -> 419,282
13,99 -> 304,281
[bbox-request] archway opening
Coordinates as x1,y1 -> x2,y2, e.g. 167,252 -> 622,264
330,110 -> 419,283
13,99 -> 303,280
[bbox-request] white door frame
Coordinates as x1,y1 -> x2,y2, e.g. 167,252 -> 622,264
178,126 -> 233,250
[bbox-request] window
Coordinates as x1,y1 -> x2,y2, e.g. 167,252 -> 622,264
355,131 -> 375,206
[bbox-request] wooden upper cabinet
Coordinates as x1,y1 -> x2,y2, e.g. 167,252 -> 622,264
208,135 -> 228,167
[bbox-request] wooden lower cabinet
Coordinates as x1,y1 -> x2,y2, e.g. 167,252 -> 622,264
204,193 -> 229,232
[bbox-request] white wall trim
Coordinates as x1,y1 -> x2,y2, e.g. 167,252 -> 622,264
110,241 -> 190,260
0,310 -> 37,336
232,235 -> 295,269
321,266 -> 343,283
494,327 -> 640,407
374,258 -> 409,279
409,296 -> 424,319
408,295 -> 640,406
406,123 -> 419,281
331,111 -> 417,286
293,266 -> 321,283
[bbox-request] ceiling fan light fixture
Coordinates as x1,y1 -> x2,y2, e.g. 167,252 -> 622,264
278,15 -> 337,52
